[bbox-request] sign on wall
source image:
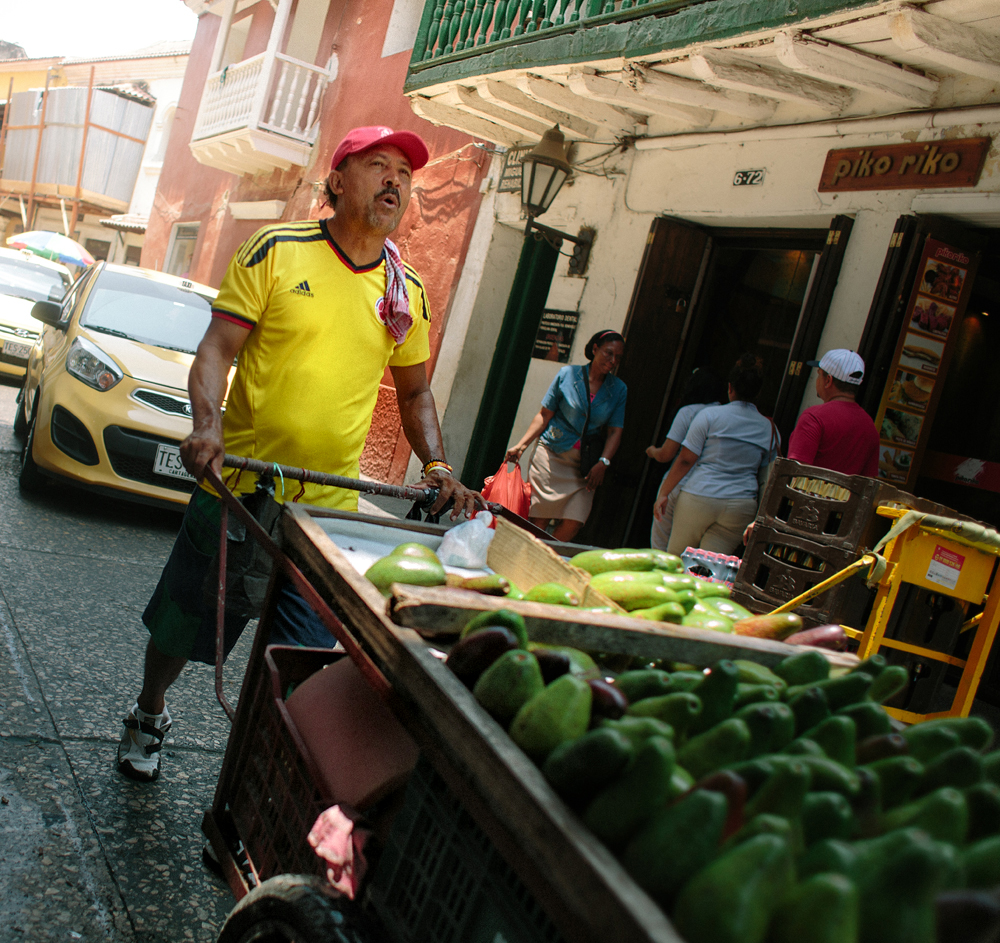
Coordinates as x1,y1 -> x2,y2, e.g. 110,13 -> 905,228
873,237 -> 980,489
532,309 -> 580,362
818,137 -> 990,192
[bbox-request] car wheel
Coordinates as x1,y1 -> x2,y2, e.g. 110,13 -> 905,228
13,386 -> 28,439
215,875 -> 377,943
19,395 -> 47,493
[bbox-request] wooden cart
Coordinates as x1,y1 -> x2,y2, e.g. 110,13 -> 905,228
203,501 -> 857,943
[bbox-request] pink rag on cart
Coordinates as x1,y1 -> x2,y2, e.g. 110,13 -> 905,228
307,805 -> 371,899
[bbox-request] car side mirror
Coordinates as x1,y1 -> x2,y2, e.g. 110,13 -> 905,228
31,300 -> 65,327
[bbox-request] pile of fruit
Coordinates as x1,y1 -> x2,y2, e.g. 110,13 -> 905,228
364,542 -> 838,644
446,609 -> 1000,943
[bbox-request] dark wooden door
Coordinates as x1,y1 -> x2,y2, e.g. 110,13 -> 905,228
579,217 -> 711,549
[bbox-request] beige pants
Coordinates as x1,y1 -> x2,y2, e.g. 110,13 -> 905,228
650,489 -> 678,551
666,491 -> 758,556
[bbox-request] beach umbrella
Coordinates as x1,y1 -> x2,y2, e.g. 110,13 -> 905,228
6,231 -> 96,266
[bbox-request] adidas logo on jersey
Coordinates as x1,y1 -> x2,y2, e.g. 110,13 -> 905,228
290,280 -> 314,297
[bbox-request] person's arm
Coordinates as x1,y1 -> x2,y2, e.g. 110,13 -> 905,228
180,318 -> 250,480
390,362 -> 486,519
506,407 -> 556,463
646,437 -> 682,463
585,426 -> 623,490
653,446 -> 698,520
787,410 -> 820,465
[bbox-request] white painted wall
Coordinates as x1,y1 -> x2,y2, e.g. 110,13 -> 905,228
382,0 -> 423,58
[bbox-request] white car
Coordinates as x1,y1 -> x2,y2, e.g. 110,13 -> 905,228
0,247 -> 73,380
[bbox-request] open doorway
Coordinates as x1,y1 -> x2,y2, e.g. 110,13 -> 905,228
581,221 -> 832,549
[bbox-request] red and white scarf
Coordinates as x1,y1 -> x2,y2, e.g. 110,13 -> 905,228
379,238 -> 412,344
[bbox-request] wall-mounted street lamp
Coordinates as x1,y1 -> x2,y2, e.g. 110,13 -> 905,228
520,125 -> 593,275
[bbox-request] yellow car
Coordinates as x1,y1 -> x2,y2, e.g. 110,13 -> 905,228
0,247 -> 73,380
18,262 -> 218,508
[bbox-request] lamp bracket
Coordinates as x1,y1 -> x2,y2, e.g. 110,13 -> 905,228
529,220 -> 592,246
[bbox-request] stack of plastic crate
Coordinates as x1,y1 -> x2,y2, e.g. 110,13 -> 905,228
732,459 -> 894,627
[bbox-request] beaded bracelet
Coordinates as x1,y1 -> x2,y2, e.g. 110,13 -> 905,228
422,460 -> 453,478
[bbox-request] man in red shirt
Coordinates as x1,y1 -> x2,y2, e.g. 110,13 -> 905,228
787,349 -> 879,477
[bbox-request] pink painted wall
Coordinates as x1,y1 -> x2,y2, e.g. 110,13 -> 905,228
143,0 -> 489,483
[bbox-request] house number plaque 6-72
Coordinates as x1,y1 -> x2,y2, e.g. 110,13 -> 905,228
733,169 -> 765,186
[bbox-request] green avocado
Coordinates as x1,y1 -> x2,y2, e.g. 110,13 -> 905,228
769,873 -> 859,943
862,755 -> 924,810
881,787 -> 969,844
364,554 -> 446,596
964,781 -> 1000,842
673,834 -> 795,943
601,715 -> 675,751
774,649 -> 831,687
524,582 -> 580,607
736,701 -> 797,757
914,745 -> 984,796
472,650 -> 544,725
461,608 -> 528,647
802,791 -> 855,845
509,674 -> 592,760
733,659 -> 787,690
541,727 -> 634,808
678,718 -> 752,780
390,541 -> 441,562
583,735 -> 675,849
836,701 -> 893,741
570,548 -> 658,575
963,834 -> 1000,888
689,660 -> 740,734
622,788 -> 728,908
734,683 -> 781,709
801,715 -> 857,768
627,692 -> 703,739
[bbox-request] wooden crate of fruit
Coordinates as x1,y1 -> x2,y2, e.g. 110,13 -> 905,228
282,505 -> 1000,943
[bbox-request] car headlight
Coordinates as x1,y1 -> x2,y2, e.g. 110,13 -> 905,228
66,336 -> 123,391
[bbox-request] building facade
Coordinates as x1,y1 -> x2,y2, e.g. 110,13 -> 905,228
0,44 -> 190,264
401,0 -> 1000,545
143,0 -> 488,483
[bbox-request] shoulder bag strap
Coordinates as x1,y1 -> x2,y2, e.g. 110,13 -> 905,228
580,364 -> 593,439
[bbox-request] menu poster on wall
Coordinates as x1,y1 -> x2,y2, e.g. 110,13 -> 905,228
874,237 -> 980,488
532,309 -> 580,362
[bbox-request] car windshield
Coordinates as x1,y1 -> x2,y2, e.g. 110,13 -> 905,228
0,256 -> 70,303
80,271 -> 214,355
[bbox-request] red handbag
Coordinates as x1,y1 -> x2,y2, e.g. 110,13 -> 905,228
481,461 -> 532,518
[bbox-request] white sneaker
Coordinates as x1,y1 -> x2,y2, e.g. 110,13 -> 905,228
117,703 -> 172,782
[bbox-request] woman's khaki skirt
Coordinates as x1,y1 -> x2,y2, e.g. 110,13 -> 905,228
528,444 -> 594,523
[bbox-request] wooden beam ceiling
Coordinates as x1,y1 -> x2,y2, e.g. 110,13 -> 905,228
567,69 -> 714,126
410,96 -> 528,147
476,79 -> 602,141
690,46 -> 855,114
624,63 -> 776,122
516,74 -> 642,137
890,7 -> 1000,84
774,30 -> 938,108
433,87 -> 548,141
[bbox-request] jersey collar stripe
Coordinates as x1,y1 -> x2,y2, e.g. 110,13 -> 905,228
321,220 -> 386,273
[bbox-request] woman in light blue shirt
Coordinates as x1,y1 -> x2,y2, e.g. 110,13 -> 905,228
507,330 -> 627,541
654,353 -> 778,555
647,368 -> 726,550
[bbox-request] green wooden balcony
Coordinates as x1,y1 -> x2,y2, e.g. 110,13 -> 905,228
404,0 -> 1000,147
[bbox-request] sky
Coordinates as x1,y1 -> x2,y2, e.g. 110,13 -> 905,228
3,0 -> 200,60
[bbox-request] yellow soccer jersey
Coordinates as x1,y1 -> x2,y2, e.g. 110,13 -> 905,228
206,219 -> 431,510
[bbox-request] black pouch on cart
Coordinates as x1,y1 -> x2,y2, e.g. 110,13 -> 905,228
203,474 -> 283,620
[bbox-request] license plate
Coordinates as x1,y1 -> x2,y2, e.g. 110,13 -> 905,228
3,340 -> 31,360
153,443 -> 195,480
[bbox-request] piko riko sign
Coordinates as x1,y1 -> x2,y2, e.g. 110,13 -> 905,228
818,137 -> 991,192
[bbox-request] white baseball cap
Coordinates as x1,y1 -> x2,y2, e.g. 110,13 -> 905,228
807,349 -> 865,384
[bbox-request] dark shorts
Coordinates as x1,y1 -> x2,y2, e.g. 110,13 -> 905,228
143,489 -> 335,664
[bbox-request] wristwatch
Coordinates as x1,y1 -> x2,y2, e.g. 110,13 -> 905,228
598,457 -> 611,467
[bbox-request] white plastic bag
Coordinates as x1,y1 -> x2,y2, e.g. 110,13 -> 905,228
436,512 -> 495,568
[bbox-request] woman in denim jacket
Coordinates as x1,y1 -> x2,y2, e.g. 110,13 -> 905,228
506,330 -> 627,541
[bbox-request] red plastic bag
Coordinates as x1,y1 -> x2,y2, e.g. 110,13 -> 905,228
481,461 -> 532,518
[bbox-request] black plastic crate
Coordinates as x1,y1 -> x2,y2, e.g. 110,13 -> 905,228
758,459 -> 886,549
366,758 -> 564,943
734,525 -> 861,625
229,646 -> 344,883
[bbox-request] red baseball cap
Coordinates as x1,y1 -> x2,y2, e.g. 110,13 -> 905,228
330,126 -> 429,172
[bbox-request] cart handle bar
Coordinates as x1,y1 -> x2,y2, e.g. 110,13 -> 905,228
205,465 -> 393,723
222,453 -> 438,504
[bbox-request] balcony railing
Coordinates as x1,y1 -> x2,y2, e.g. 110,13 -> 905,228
192,51 -> 331,146
411,0 -> 695,65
